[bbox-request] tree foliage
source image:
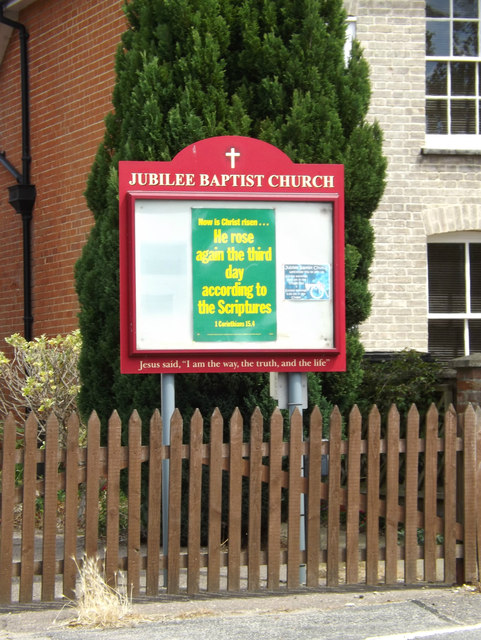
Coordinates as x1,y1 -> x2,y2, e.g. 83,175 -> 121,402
75,0 -> 386,431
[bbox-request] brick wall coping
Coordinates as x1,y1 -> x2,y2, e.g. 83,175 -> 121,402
452,353 -> 481,369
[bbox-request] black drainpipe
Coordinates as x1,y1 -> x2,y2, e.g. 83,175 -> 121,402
0,6 -> 35,341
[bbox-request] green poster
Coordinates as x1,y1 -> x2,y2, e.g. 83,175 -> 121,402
192,208 -> 276,341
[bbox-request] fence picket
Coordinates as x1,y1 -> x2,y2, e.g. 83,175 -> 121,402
385,405 -> 400,585
267,408 -> 283,590
327,407 -> 342,587
85,411 -> 101,559
227,408 -> 243,591
424,405 -> 438,583
146,409 -> 163,596
128,411 -> 142,596
0,413 -> 17,603
248,407 -> 263,591
463,404 -> 477,583
456,410 -> 465,584
42,413 -> 59,601
444,405 -> 457,584
366,406 -> 381,586
287,409 -> 303,589
105,411 -> 121,587
476,407 -> 481,584
346,406 -> 362,585
187,410 -> 203,594
207,408 -> 223,592
19,413 -> 38,603
167,410 -> 183,594
63,412 -> 80,600
405,404 -> 420,584
306,406 -> 322,587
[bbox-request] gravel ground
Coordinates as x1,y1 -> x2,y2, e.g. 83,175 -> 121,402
1,584 -> 481,640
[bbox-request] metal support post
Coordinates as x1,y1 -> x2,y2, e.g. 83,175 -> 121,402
161,373 -> 175,585
288,372 -> 307,584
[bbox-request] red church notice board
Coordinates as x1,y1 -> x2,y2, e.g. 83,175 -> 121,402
119,136 -> 345,374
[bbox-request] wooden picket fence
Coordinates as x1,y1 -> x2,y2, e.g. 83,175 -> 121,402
0,402 -> 480,604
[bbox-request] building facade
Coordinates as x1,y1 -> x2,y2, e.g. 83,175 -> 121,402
0,0 -> 125,345
0,0 -> 480,363
347,0 -> 481,361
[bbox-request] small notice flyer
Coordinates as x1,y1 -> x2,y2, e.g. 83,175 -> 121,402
192,208 -> 276,341
284,264 -> 330,300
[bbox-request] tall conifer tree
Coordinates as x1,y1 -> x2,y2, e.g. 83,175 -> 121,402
75,0 -> 386,428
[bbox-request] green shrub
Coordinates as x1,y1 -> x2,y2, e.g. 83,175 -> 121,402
0,330 -> 82,444
356,350 -> 443,422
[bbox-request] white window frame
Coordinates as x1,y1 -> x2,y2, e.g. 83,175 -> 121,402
344,17 -> 357,66
428,231 -> 481,356
425,0 -> 481,151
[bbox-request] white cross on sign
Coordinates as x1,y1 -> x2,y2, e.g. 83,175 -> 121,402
225,147 -> 240,169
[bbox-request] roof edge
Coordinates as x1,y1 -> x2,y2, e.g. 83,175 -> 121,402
0,0 -> 38,65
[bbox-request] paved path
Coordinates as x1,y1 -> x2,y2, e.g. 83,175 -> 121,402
1,586 -> 481,639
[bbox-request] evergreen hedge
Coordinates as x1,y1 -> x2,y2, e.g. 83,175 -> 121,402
75,0 -> 386,436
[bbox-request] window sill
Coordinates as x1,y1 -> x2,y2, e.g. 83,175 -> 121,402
423,134 -> 481,155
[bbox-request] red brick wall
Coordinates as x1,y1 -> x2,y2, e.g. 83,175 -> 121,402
453,354 -> 481,413
0,0 -> 126,348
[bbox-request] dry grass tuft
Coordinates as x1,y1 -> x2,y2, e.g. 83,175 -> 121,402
67,555 -> 146,629
462,582 -> 481,594
174,609 -> 216,620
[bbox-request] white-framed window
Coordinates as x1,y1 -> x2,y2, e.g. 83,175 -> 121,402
425,0 -> 481,150
428,232 -> 481,360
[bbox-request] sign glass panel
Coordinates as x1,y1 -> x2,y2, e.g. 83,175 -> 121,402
134,199 -> 333,351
